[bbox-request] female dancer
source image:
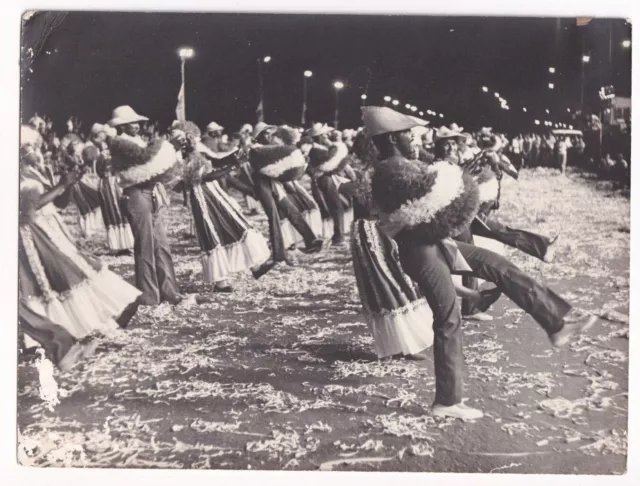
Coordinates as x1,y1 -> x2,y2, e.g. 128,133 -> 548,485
171,122 -> 274,292
19,125 -> 141,341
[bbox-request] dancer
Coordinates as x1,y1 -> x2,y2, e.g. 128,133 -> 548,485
170,122 -> 274,291
107,105 -> 184,305
306,123 -> 353,244
19,125 -> 141,342
365,106 -> 596,420
272,126 -> 324,243
340,131 -> 500,361
249,122 -> 324,265
83,125 -> 135,254
61,135 -> 104,238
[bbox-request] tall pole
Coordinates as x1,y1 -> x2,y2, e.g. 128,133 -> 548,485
302,76 -> 308,126
334,90 -> 339,129
257,59 -> 264,121
181,58 -> 186,119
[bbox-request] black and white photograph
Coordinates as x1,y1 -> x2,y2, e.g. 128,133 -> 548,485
8,0 -> 635,480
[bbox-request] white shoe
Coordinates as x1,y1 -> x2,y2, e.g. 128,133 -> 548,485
543,235 -> 559,263
463,312 -> 493,321
550,314 -> 598,348
432,402 -> 484,420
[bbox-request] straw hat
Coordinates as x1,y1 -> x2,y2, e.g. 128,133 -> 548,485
434,126 -> 467,143
252,122 -> 277,139
362,106 -> 426,137
91,123 -> 106,135
306,123 -> 334,138
206,121 -> 224,133
108,106 -> 149,127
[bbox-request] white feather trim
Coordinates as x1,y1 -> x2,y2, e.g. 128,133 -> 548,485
259,149 -> 307,178
387,161 -> 465,227
316,142 -> 349,173
477,177 -> 499,202
116,141 -> 179,188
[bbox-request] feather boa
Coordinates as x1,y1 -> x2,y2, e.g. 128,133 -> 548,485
372,157 -> 479,245
109,136 -> 182,188
249,144 -> 307,182
308,142 -> 349,174
182,151 -> 213,186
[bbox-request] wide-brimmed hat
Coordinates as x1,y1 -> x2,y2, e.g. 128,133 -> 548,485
362,106 -> 426,137
449,123 -> 464,133
206,121 -> 224,133
306,122 -> 334,138
91,123 -> 106,135
108,106 -> 149,127
253,122 -> 277,139
434,126 -> 467,143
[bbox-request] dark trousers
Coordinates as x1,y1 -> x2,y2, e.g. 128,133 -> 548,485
226,175 -> 256,199
317,174 -> 345,240
124,187 -> 180,305
455,228 -> 479,316
472,216 -> 551,261
18,300 -> 76,367
397,239 -> 571,406
253,175 -> 317,262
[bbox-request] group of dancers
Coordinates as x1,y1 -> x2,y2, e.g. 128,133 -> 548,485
19,103 -> 597,420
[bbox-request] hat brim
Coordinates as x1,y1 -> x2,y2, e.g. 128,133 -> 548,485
109,115 -> 149,127
253,125 -> 277,139
435,134 -> 467,143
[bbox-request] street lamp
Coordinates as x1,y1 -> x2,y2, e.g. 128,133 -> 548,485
301,70 -> 313,126
545,109 -> 550,114
384,96 -> 391,102
549,66 -> 556,73
622,39 -> 631,48
257,55 -> 272,122
535,120 -> 540,125
410,106 -> 417,112
392,99 -> 399,106
548,83 -> 554,89
494,92 -> 500,98
333,81 -> 344,129
581,54 -> 590,112
439,113 -> 444,118
405,103 -> 411,109
419,111 -> 424,116
523,107 -> 527,112
361,94 -> 367,100
177,47 -> 194,121
482,86 -> 488,92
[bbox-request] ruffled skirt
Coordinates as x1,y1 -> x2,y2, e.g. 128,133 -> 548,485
19,210 -> 141,340
351,219 -> 434,358
71,178 -> 104,238
190,181 -> 271,283
98,176 -> 134,251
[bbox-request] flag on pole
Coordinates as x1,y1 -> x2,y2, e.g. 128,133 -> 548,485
576,17 -> 592,27
176,83 -> 186,122
256,100 -> 264,123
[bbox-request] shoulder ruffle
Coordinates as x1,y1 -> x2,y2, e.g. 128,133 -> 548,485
110,137 -> 182,188
250,144 -> 307,182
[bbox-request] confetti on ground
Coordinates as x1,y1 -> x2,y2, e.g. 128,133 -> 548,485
17,169 -> 628,473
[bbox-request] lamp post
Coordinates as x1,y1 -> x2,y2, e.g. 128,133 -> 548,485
333,81 -> 344,129
257,55 -> 271,122
177,47 -> 194,121
384,95 -> 391,103
301,70 -> 313,126
581,54 -> 590,112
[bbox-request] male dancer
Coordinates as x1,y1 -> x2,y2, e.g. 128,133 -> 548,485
365,106 -> 596,420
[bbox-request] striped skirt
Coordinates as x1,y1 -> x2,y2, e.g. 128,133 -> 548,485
70,177 -> 104,238
351,219 -> 434,358
190,181 -> 271,283
98,176 -> 134,251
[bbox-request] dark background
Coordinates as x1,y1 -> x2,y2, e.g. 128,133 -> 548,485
20,12 -> 631,134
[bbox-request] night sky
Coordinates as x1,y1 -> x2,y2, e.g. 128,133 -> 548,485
21,12 -> 631,135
